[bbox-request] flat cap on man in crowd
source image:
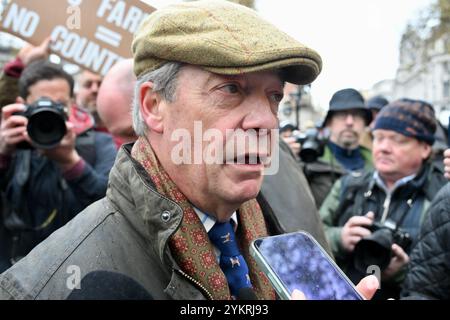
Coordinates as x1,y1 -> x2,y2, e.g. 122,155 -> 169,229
132,0 -> 322,85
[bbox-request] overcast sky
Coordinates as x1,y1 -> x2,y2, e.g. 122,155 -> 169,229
144,0 -> 433,108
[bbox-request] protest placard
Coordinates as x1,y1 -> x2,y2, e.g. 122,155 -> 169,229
0,0 -> 155,75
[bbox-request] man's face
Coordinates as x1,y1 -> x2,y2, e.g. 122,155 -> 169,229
26,78 -> 71,108
97,78 -> 136,142
372,129 -> 431,182
281,129 -> 293,138
327,109 -> 367,149
155,66 -> 282,220
76,71 -> 102,112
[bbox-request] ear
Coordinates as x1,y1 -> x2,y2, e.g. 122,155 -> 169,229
140,82 -> 164,133
16,97 -> 25,104
420,142 -> 432,160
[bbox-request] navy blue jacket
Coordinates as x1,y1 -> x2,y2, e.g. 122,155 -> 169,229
0,130 -> 116,271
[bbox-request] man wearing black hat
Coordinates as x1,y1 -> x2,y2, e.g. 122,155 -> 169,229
303,88 -> 373,208
320,98 -> 447,299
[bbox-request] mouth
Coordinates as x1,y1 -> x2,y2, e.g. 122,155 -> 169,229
376,157 -> 392,164
226,153 -> 270,166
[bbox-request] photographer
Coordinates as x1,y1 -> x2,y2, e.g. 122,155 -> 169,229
279,121 -> 301,158
0,60 -> 116,272
303,88 -> 373,208
319,99 -> 447,299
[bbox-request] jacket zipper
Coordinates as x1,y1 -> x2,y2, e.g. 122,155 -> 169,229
174,268 -> 214,300
381,193 -> 392,223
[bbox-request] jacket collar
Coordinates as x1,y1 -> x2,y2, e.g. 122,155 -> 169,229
106,143 -> 183,269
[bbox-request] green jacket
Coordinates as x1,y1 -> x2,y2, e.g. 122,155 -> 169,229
304,144 -> 373,208
320,163 -> 445,259
0,143 -> 328,300
319,163 -> 446,298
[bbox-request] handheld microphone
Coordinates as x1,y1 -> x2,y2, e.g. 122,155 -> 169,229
66,270 -> 153,300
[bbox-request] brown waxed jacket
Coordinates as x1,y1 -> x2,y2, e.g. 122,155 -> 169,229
0,143 -> 330,300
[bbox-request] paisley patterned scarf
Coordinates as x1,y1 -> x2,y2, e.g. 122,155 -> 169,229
131,137 -> 275,300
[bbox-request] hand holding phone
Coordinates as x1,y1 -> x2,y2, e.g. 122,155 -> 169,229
250,231 -> 365,300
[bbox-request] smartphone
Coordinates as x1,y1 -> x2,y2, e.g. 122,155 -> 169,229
250,231 -> 364,300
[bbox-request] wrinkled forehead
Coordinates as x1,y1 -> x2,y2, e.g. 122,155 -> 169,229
183,65 -> 285,87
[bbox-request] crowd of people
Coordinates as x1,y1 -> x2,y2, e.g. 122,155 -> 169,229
0,0 -> 448,300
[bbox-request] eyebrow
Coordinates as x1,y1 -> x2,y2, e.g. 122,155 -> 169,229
205,72 -> 284,88
204,73 -> 239,86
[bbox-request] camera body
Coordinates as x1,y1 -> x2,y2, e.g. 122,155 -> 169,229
294,127 -> 327,163
368,220 -> 412,250
353,219 -> 412,272
14,97 -> 68,149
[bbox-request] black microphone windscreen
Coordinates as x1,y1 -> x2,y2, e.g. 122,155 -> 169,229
237,287 -> 258,300
67,270 -> 152,300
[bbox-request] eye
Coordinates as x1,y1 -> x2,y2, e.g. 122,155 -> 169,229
393,135 -> 408,144
373,135 -> 383,142
220,83 -> 240,94
270,92 -> 284,103
83,81 -> 92,89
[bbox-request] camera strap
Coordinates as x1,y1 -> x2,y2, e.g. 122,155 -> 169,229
16,150 -> 31,188
396,192 -> 418,227
75,130 -> 96,166
3,150 -> 60,232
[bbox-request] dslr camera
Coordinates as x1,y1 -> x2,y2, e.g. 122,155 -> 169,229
294,127 -> 327,163
353,219 -> 412,272
14,97 -> 68,149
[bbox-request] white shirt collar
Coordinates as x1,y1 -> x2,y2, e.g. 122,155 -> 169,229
193,207 -> 238,233
373,171 -> 417,194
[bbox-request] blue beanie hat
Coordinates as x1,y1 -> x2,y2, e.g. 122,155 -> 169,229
367,95 -> 389,110
373,98 -> 436,145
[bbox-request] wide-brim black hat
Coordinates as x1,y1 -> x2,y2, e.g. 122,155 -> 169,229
323,88 -> 372,126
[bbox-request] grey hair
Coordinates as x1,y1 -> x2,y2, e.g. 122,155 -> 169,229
132,62 -> 183,136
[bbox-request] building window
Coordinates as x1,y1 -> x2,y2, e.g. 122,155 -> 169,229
444,81 -> 450,99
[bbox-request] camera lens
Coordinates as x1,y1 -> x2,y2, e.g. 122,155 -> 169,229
299,140 -> 321,163
353,228 -> 393,272
27,109 -> 66,149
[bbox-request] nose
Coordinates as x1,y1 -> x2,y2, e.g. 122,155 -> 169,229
375,137 -> 392,152
91,82 -> 100,92
345,114 -> 355,126
241,96 -> 278,132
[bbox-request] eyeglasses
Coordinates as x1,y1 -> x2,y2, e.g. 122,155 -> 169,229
333,109 -> 367,120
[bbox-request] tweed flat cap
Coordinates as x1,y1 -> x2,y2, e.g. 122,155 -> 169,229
132,0 -> 322,85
